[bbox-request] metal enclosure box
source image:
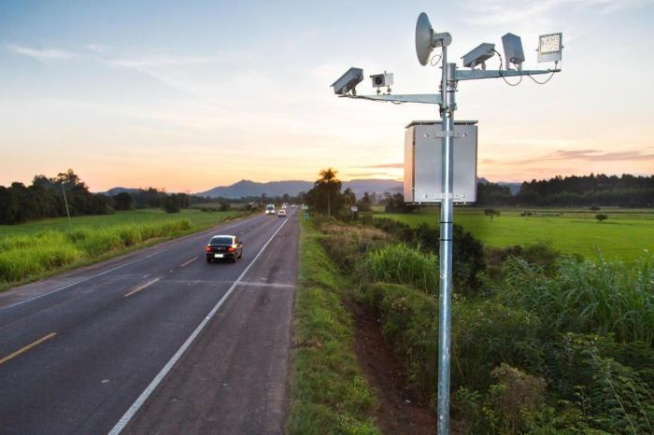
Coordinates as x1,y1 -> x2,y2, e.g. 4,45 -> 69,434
404,121 -> 478,203
501,33 -> 525,69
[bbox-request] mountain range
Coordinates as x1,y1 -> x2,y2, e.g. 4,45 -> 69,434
197,179 -> 403,199
104,178 -> 522,199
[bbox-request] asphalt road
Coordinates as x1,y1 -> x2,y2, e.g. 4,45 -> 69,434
0,208 -> 299,434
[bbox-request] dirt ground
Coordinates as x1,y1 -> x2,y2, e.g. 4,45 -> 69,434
350,301 -> 438,434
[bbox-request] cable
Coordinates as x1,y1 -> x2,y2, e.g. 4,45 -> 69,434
345,94 -> 405,104
527,61 -> 559,84
494,49 -> 522,87
430,49 -> 443,66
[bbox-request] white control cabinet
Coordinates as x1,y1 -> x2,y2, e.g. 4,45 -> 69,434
404,120 -> 478,203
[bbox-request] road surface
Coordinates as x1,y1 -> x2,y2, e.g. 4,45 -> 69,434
0,209 -> 299,434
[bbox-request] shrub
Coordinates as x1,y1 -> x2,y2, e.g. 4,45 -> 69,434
452,300 -> 544,393
545,333 -> 654,434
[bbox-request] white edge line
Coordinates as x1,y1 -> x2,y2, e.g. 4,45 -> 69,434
108,217 -> 290,435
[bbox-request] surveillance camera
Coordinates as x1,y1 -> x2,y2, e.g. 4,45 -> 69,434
331,67 -> 364,96
461,43 -> 495,69
370,72 -> 394,88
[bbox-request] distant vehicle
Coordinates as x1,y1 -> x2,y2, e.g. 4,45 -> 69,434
205,235 -> 243,263
277,209 -> 287,217
265,204 -> 275,215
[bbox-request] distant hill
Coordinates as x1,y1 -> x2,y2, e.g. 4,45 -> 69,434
103,187 -> 141,196
478,178 -> 522,195
196,179 -> 403,199
197,179 -> 312,199
103,178 -> 524,200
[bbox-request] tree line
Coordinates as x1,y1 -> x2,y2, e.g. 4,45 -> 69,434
0,170 -> 193,224
477,173 -> 654,207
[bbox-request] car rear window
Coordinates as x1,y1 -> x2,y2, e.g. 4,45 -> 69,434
211,237 -> 233,245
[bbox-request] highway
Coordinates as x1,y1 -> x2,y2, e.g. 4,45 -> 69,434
0,208 -> 299,434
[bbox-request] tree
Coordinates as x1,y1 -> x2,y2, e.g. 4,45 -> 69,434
484,209 -> 501,221
384,193 -> 418,213
357,192 -> 373,212
310,168 -> 343,217
163,195 -> 181,213
595,213 -> 608,223
113,192 -> 134,211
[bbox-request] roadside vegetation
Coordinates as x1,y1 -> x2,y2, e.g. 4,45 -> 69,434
288,218 -> 381,434
291,167 -> 654,434
308,214 -> 654,434
0,209 -> 240,291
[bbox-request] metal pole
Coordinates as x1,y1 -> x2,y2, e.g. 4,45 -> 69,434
437,58 -> 456,434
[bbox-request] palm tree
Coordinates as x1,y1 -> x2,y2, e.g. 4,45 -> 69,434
315,168 -> 342,217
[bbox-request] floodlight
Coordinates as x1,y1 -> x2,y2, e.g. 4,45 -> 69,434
538,33 -> 563,63
501,33 -> 525,70
461,43 -> 495,69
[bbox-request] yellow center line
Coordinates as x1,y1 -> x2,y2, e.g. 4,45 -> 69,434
0,332 -> 57,366
124,277 -> 161,298
180,257 -> 198,268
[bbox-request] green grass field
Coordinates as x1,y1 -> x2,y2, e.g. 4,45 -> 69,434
0,209 -> 241,290
381,207 -> 654,263
0,208 -> 238,236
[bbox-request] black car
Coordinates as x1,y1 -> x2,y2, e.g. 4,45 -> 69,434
205,235 -> 243,263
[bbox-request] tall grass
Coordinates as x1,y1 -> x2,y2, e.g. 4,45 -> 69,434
0,219 -> 193,286
500,254 -> 654,346
364,243 -> 439,295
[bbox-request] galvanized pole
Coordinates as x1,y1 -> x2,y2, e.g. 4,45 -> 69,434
437,58 -> 456,434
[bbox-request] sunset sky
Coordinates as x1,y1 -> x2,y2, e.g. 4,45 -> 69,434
1,0 -> 653,193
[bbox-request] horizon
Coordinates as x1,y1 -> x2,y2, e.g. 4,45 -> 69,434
95,172 -> 651,196
2,1 -> 653,192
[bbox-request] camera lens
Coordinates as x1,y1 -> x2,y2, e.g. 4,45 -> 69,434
374,76 -> 383,86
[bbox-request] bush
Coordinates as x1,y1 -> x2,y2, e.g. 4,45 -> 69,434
545,333 -> 654,434
369,219 -> 487,296
452,300 -> 544,393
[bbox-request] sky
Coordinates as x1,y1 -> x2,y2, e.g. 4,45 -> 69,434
1,0 -> 653,193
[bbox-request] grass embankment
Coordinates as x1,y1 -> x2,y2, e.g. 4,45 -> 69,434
384,207 -> 654,263
321,216 -> 654,434
0,209 -> 240,291
287,218 -> 379,435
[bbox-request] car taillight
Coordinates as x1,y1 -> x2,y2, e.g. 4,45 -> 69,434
205,246 -> 211,252
227,246 -> 235,252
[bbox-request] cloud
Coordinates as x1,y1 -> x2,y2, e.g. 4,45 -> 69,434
107,54 -> 226,70
463,0 -> 653,26
551,149 -> 654,162
6,44 -> 77,61
512,148 -> 654,164
361,163 -> 404,169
